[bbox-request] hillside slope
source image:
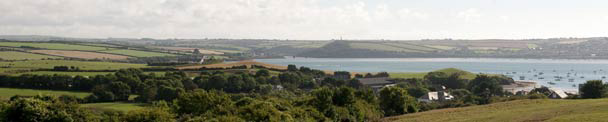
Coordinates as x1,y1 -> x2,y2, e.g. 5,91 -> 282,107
384,99 -> 608,122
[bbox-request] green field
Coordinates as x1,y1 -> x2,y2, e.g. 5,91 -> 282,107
385,99 -> 608,122
16,71 -> 167,76
0,42 -> 111,51
81,102 -> 146,112
390,68 -> 477,80
0,88 -> 90,99
0,51 -> 61,60
16,71 -> 114,76
0,60 -> 147,73
75,43 -> 122,48
100,49 -> 176,57
386,43 -> 438,52
350,42 -> 425,53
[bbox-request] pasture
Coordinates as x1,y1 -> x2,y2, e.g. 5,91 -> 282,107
0,42 -> 111,51
0,88 -> 90,99
30,50 -> 131,60
16,71 -> 114,76
349,42 -> 425,53
100,49 -> 177,57
176,60 -> 287,70
0,51 -> 60,60
0,60 -> 147,71
384,99 -> 608,122
153,46 -> 224,55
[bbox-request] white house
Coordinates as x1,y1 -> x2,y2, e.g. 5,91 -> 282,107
418,91 -> 454,102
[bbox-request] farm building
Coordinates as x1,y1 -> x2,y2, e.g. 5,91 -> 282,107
548,88 -> 569,99
418,86 -> 454,102
333,71 -> 351,81
356,77 -> 395,91
418,91 -> 454,103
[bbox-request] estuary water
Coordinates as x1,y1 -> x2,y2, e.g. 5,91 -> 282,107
255,58 -> 608,91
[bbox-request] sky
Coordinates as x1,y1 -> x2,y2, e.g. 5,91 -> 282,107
1,0 -> 608,40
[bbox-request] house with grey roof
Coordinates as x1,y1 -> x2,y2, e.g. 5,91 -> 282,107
356,77 -> 395,91
548,88 -> 568,99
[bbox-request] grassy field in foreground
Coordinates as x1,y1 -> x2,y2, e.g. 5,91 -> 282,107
0,51 -> 60,60
384,99 -> 608,122
100,49 -> 176,57
390,68 -> 477,80
0,88 -> 90,99
0,42 -> 111,51
81,102 -> 146,112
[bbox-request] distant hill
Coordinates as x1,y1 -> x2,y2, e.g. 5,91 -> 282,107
383,99 -> 608,122
0,35 -> 98,41
297,37 -> 608,59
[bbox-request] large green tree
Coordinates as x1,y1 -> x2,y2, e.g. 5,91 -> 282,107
379,87 -> 418,116
579,80 -> 608,98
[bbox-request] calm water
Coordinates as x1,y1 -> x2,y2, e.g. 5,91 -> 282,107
256,58 -> 608,91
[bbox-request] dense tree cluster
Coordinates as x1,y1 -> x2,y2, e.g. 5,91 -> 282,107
0,65 -> 559,121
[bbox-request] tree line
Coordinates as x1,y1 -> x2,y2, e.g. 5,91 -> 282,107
1,65 -> 595,121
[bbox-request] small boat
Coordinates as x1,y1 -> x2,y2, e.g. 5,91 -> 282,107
533,75 -> 538,77
548,82 -> 556,85
568,79 -> 574,82
539,72 -> 544,75
602,76 -> 606,79
519,76 -> 525,80
572,84 -> 577,87
580,76 -> 585,78
539,77 -> 545,79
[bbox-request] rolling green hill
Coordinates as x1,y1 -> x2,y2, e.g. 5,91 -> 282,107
0,51 -> 61,60
390,68 -> 477,80
384,99 -> 608,122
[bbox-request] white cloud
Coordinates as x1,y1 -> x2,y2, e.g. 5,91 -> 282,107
456,8 -> 482,23
1,0 -> 607,40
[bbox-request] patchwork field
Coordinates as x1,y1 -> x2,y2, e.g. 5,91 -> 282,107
0,42 -> 111,51
177,60 -> 287,70
154,46 -> 224,55
384,99 -> 608,122
100,49 -> 177,57
349,42 -> 425,53
0,51 -> 61,60
30,50 -> 131,60
16,71 -> 114,76
0,60 -> 147,72
0,88 -> 91,99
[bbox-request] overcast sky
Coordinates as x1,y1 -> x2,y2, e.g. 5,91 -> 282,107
1,0 -> 608,40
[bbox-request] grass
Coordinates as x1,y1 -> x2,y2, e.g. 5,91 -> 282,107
81,102 -> 146,112
0,88 -> 90,99
425,45 -> 455,50
0,60 -> 147,73
16,71 -> 166,76
390,68 -> 477,80
349,42 -> 425,53
100,49 -> 176,57
385,43 -> 437,52
384,99 -> 608,122
16,71 -> 114,76
0,42 -> 111,51
0,51 -> 60,60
